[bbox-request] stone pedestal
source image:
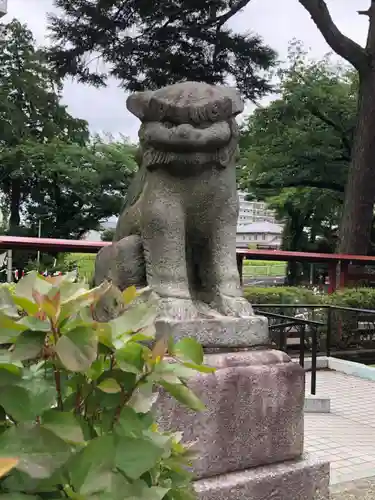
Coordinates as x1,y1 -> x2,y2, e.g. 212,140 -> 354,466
195,455 -> 330,500
155,316 -> 269,348
155,319 -> 330,499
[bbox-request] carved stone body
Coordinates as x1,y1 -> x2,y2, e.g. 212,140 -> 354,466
94,81 -> 253,320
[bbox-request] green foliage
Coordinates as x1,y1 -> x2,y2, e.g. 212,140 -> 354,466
0,19 -> 88,232
327,288 -> 375,310
245,285 -> 375,308
61,254 -> 96,283
23,137 -> 137,240
243,260 -> 286,267
0,273 -> 211,498
101,228 -> 115,242
324,288 -> 375,348
244,286 -> 320,305
0,19 -> 137,257
47,0 -> 276,100
239,42 -> 355,259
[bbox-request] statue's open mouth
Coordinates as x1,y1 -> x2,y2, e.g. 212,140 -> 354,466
140,120 -> 232,153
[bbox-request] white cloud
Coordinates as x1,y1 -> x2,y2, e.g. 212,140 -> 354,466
5,0 -> 370,140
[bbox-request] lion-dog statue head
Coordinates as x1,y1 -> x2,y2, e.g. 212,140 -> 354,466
126,81 -> 244,176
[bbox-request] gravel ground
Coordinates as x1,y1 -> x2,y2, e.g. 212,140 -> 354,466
330,476 -> 375,499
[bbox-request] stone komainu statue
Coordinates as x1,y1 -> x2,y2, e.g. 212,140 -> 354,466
94,81 -> 253,320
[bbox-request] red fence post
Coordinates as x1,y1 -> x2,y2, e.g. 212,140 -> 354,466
339,260 -> 349,289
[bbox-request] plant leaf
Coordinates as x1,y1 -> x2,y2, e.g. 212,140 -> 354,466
0,313 -> 28,337
11,331 -> 46,361
160,381 -> 205,411
12,296 -> 39,316
18,377 -> 57,418
151,335 -> 168,362
109,303 -> 157,339
114,407 -> 150,438
115,343 -> 145,374
0,424 -> 72,479
18,316 -> 51,332
122,286 -> 137,305
128,382 -> 158,414
68,435 -> 115,494
41,410 -> 85,444
97,378 -> 122,394
0,386 -> 34,422
0,457 -> 19,478
0,365 -> 22,387
0,494 -> 40,499
0,287 -> 19,318
56,327 -> 98,372
59,281 -> 111,321
174,338 -> 203,364
115,436 -> 164,480
14,272 -> 52,303
182,362 -> 216,373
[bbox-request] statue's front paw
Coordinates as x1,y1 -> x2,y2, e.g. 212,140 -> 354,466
210,295 -> 253,318
158,298 -> 200,321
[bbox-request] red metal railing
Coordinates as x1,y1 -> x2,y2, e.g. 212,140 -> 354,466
2,235 -> 375,292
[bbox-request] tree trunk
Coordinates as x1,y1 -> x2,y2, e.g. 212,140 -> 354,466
283,212 -> 305,285
9,178 -> 21,233
339,69 -> 375,254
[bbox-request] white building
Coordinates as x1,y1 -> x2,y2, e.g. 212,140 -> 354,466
0,0 -> 7,17
236,221 -> 283,249
84,193 -> 282,248
237,192 -> 277,226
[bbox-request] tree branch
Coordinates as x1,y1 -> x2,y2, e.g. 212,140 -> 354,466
298,0 -> 368,71
205,0 -> 252,27
304,103 -> 352,155
254,179 -> 345,192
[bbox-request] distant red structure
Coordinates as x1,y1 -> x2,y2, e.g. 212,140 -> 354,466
1,235 -> 375,293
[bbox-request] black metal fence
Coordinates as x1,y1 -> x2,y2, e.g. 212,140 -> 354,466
253,304 -> 375,396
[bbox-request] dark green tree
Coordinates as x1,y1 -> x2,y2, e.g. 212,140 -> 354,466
22,138 -> 137,240
101,228 -> 115,242
239,44 -> 356,197
297,0 -> 375,254
47,0 -> 276,100
239,46 -> 352,280
0,19 -> 88,233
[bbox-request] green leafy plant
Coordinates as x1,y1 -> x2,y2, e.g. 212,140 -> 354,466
243,286 -> 321,306
0,271 -> 213,499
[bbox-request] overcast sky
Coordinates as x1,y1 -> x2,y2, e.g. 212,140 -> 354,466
5,0 -> 370,142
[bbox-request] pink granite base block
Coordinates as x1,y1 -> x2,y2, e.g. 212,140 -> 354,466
156,349 -> 305,479
195,455 -> 330,500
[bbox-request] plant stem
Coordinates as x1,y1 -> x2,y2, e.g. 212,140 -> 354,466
54,366 -> 63,411
112,372 -> 149,428
74,386 -> 81,414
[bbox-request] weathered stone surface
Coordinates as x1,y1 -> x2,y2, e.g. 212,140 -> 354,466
95,235 -> 146,290
156,350 -> 305,479
194,455 -> 330,500
155,316 -> 269,347
94,81 -> 255,321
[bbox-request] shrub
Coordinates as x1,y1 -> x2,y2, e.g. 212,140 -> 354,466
243,260 -> 286,267
244,286 -> 320,306
62,253 -> 96,282
326,288 -> 375,347
327,287 -> 375,309
245,286 -> 375,348
0,272 -> 210,499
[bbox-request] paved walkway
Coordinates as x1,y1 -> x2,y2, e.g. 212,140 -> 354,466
304,371 -> 375,485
